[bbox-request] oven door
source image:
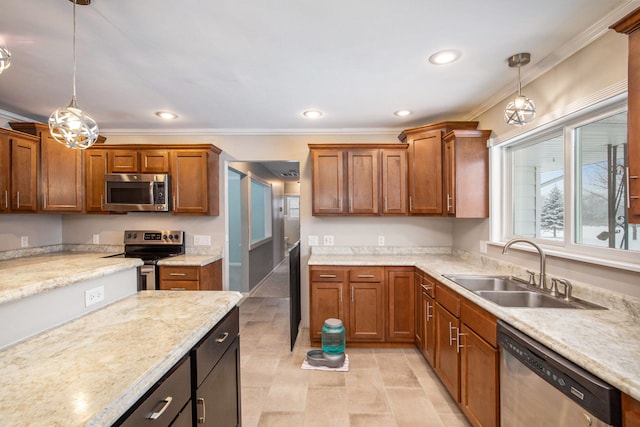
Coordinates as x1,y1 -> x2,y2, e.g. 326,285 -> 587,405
139,265 -> 157,290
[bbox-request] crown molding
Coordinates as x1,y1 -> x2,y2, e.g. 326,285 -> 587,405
465,0 -> 640,122
100,127 -> 405,137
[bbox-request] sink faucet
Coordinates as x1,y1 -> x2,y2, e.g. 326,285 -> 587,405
502,239 -> 547,291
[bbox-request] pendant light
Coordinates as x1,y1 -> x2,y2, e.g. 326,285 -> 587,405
0,46 -> 11,74
49,0 -> 99,149
504,52 -> 536,126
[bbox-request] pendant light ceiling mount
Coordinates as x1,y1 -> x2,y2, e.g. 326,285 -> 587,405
49,0 -> 99,149
504,52 -> 536,126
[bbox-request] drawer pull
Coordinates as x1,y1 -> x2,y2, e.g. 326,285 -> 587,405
170,273 -> 187,276
197,397 -> 207,424
170,287 -> 186,291
319,274 -> 337,278
421,284 -> 432,291
215,332 -> 229,343
147,396 -> 173,420
357,274 -> 375,278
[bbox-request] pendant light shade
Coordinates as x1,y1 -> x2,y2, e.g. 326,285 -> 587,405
504,53 -> 536,126
0,46 -> 11,74
49,0 -> 99,149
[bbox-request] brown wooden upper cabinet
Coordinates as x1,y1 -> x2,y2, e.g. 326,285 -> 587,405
309,143 -> 408,216
8,122 -> 100,213
170,148 -> 220,215
612,7 -> 640,223
444,130 -> 492,218
398,121 -> 490,217
0,128 -> 39,213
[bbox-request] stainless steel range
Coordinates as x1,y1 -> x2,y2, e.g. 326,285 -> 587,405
120,230 -> 185,290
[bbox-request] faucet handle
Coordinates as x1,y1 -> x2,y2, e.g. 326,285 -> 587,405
555,279 -> 573,301
525,270 -> 537,285
550,278 -> 560,297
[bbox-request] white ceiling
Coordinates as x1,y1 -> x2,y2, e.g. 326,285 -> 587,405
0,0 -> 636,134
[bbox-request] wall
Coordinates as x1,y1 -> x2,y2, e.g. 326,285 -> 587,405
454,30 -> 640,297
0,215 -> 62,251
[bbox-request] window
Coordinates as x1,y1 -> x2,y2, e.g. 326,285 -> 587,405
497,96 -> 639,261
249,176 -> 272,248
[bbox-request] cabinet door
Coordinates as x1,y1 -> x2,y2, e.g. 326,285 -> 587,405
171,150 -> 215,215
311,149 -> 345,215
141,150 -> 170,173
381,148 -> 407,215
460,324 -> 499,427
435,303 -> 460,402
444,138 -> 456,215
11,136 -> 38,212
109,150 -> 139,173
310,281 -> 346,341
423,292 -> 436,367
407,130 -> 443,215
85,149 -> 108,213
623,392 -> 640,427
414,273 -> 423,348
347,149 -> 379,214
387,268 -> 414,341
0,134 -> 9,212
348,281 -> 385,341
195,337 -> 241,427
39,128 -> 83,212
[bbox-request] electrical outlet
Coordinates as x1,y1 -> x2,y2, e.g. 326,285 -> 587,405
85,286 -> 105,307
92,234 -> 100,244
308,235 -> 319,246
20,236 -> 28,247
194,235 -> 211,246
378,235 -> 385,246
479,240 -> 488,254
323,235 -> 334,246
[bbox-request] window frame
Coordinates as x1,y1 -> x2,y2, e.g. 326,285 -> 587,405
491,93 -> 639,268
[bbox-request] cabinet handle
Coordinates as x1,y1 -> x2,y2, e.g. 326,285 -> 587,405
170,273 -> 187,276
421,283 -> 432,291
456,330 -> 465,353
351,286 -> 354,302
4,190 -> 7,209
215,332 -> 229,343
319,274 -> 337,278
409,196 -> 412,211
357,274 -> 375,278
339,288 -> 343,303
16,191 -> 20,209
147,396 -> 173,420
339,198 -> 342,210
349,197 -> 353,212
449,322 -> 457,346
100,194 -> 104,210
384,196 -> 388,212
43,194 -> 47,209
197,397 -> 207,424
629,168 -> 639,205
426,301 -> 433,321
170,287 -> 186,291
447,194 -> 452,211
173,195 -> 177,209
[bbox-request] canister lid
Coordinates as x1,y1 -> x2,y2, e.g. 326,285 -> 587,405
324,318 -> 343,327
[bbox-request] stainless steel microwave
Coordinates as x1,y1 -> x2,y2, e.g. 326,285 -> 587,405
104,173 -> 170,212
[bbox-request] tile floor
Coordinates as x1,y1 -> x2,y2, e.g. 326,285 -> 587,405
239,276 -> 471,427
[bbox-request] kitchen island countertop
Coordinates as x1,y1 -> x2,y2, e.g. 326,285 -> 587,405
0,290 -> 242,427
309,248 -> 640,402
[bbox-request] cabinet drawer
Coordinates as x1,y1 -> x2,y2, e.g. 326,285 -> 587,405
436,282 -> 460,316
349,267 -> 384,282
461,299 -> 497,347
416,270 -> 436,298
160,266 -> 199,281
310,268 -> 345,282
159,280 -> 199,291
194,306 -> 240,387
116,355 -> 191,427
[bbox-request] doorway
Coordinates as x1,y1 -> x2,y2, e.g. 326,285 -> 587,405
227,168 -> 245,293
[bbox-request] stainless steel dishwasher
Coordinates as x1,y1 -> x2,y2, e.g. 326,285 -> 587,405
497,321 -> 621,427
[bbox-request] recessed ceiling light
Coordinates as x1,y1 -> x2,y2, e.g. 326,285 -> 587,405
428,50 -> 461,65
303,110 -> 323,119
155,111 -> 178,120
394,110 -> 413,117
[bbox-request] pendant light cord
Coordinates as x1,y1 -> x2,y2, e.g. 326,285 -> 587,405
72,0 -> 77,102
517,63 -> 522,97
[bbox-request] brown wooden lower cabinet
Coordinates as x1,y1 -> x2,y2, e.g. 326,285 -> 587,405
386,267 -> 415,342
158,260 -> 222,291
624,392 -> 640,427
435,300 -> 461,401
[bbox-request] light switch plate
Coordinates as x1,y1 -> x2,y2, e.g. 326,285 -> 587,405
92,234 -> 100,244
378,235 -> 385,246
194,235 -> 211,246
479,240 -> 488,254
308,235 -> 319,246
323,235 -> 334,246
20,236 -> 28,247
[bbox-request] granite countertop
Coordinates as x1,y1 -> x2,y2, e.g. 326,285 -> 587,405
0,290 -> 242,427
309,247 -> 640,401
158,252 -> 223,267
0,252 -> 143,306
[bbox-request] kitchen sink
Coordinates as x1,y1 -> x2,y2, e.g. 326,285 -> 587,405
442,274 -> 527,292
443,274 -> 607,310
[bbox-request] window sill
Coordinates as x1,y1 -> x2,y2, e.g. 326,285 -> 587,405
487,241 -> 640,273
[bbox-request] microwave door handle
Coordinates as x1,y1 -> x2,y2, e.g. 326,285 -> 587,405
149,181 -> 155,203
